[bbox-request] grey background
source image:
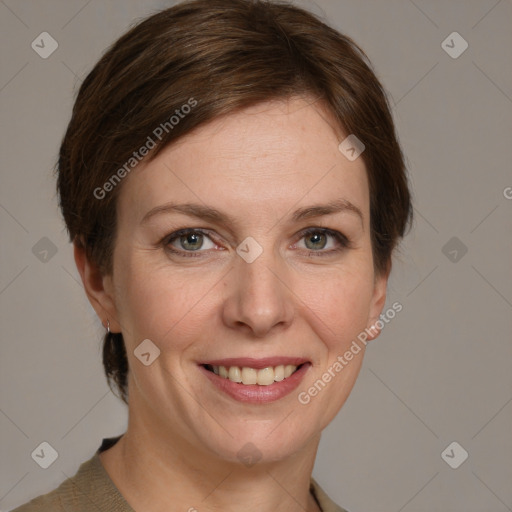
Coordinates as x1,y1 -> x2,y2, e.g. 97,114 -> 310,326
1,1 -> 511,511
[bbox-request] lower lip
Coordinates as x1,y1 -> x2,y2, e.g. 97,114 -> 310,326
198,363 -> 311,404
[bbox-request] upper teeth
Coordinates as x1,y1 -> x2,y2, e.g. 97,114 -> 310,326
211,365 -> 298,386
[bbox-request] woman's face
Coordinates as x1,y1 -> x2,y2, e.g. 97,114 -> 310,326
102,97 -> 387,463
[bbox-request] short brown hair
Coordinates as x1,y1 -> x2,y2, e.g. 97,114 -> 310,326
57,0 -> 412,403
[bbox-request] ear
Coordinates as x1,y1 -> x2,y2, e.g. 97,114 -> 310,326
365,264 -> 390,341
73,242 -> 122,333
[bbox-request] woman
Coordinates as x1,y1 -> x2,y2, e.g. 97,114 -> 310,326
13,0 -> 412,510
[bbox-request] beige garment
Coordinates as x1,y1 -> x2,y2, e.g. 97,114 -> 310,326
11,437 -> 348,512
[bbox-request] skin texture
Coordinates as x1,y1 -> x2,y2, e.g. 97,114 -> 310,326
75,96 -> 389,512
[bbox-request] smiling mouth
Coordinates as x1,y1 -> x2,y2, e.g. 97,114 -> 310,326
202,363 -> 306,386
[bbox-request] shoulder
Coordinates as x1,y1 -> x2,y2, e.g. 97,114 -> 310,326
10,437 -> 129,512
10,481 -> 70,512
310,477 -> 350,512
9,462 -> 99,511
11,439 -> 127,512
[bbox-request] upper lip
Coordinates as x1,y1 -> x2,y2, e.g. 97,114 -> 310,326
198,357 -> 310,369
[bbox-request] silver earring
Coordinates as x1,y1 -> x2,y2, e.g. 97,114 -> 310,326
106,319 -> 110,334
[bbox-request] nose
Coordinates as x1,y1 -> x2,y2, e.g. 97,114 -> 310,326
221,249 -> 295,338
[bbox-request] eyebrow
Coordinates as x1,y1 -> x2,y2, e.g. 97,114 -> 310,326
141,198 -> 363,226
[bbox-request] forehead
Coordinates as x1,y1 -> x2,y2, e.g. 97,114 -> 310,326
117,97 -> 370,226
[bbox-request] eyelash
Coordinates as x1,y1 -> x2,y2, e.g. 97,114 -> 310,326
162,227 -> 352,258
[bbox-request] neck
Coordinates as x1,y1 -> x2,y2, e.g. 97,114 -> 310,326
100,406 -> 322,512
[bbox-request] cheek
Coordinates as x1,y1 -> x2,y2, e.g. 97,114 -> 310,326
299,268 -> 374,348
114,253 -> 219,347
